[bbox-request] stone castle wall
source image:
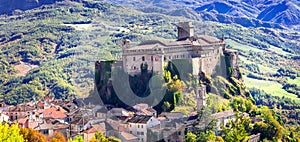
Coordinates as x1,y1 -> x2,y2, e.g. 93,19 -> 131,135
122,44 -> 225,76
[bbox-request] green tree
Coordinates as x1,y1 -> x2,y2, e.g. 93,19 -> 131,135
252,107 -> 284,140
70,136 -> 84,142
186,132 -> 197,142
90,132 -> 121,142
0,123 -> 24,142
222,113 -> 251,142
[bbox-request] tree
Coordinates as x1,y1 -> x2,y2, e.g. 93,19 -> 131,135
252,107 -> 284,140
69,135 -> 84,142
90,132 -> 121,142
0,123 -> 24,142
48,132 -> 67,142
186,132 -> 197,142
20,128 -> 47,142
222,114 -> 251,142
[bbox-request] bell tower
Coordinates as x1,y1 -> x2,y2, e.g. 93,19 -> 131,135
196,84 -> 206,111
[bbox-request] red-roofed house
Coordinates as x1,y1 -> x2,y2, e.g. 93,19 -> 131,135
83,127 -> 97,142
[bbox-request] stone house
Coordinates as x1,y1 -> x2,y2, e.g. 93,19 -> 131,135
147,119 -> 185,142
127,115 -> 160,142
212,109 -> 236,131
83,127 -> 97,142
4,103 -> 36,121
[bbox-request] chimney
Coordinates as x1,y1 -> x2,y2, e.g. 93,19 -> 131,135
121,39 -> 130,48
177,22 -> 194,40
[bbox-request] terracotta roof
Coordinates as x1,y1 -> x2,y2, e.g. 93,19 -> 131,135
92,123 -> 106,133
146,107 -> 156,113
37,102 -> 45,107
53,124 -> 68,130
16,117 -> 28,124
83,127 -> 97,134
42,107 -> 67,119
120,132 -> 138,140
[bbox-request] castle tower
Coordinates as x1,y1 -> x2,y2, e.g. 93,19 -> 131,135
196,84 -> 206,111
177,22 -> 194,40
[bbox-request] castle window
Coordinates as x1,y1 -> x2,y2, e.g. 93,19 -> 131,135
133,57 -> 135,61
151,56 -> 153,61
142,56 -> 145,61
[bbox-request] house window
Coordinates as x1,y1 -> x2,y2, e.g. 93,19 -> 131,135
142,56 -> 145,61
129,124 -> 131,127
141,125 -> 143,128
151,56 -> 153,61
137,132 -> 140,135
141,132 -> 144,135
133,57 -> 135,61
130,131 -> 132,134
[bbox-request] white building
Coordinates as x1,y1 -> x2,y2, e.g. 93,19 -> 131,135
0,113 -> 9,123
127,115 -> 160,142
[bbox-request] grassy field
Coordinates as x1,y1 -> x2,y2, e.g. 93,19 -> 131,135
239,56 -> 278,74
288,78 -> 300,86
243,76 -> 300,102
226,39 -> 262,53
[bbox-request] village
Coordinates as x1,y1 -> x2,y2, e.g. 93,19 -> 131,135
0,95 -> 262,142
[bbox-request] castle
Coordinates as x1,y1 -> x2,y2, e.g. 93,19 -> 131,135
96,22 -> 239,110
122,22 -> 227,76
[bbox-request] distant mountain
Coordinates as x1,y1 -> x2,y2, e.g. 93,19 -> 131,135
0,0 -> 299,28
194,0 -> 300,28
99,0 -> 300,29
257,1 -> 300,26
194,1 -> 258,18
0,0 -> 61,15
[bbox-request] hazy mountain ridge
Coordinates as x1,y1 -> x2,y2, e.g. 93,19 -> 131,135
257,1 -> 300,26
0,0 -> 62,15
98,0 -> 300,29
0,0 -> 299,29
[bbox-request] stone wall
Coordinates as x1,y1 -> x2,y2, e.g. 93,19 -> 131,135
122,54 -> 163,75
224,49 -> 240,79
123,45 -> 224,76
